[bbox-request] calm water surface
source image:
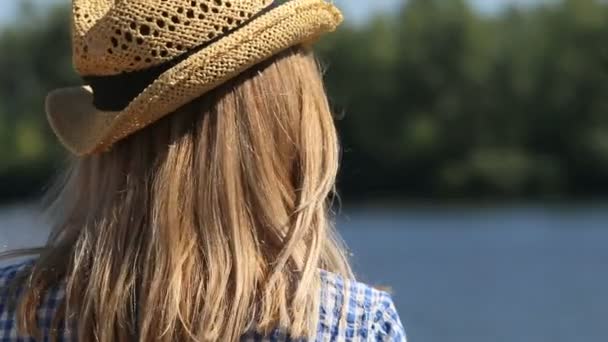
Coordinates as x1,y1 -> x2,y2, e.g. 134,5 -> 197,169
1,204 -> 607,342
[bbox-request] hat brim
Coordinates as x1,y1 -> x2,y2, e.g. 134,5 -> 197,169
46,0 -> 343,156
46,86 -> 121,156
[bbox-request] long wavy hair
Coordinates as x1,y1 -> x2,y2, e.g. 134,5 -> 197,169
1,48 -> 352,341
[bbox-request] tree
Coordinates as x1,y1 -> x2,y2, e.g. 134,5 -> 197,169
3,0 -> 608,202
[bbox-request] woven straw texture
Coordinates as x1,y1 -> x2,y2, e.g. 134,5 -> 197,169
46,0 -> 343,155
74,0 -> 274,75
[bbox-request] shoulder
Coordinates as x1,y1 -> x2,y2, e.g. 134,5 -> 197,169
0,259 -> 35,286
0,260 -> 38,311
318,271 -> 406,341
0,259 -> 66,340
0,260 -> 35,337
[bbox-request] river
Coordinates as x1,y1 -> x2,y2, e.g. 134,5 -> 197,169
1,204 -> 607,342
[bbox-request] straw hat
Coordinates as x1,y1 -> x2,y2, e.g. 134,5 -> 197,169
46,0 -> 343,156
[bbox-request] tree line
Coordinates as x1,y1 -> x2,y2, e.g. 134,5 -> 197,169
2,0 -> 608,203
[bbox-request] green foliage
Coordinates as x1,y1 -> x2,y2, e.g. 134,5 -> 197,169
2,0 -> 608,201
317,0 -> 608,199
0,4 -> 74,201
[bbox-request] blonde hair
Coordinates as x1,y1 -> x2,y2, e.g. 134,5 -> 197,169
2,48 -> 352,341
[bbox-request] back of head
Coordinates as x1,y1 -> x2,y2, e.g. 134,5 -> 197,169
13,48 -> 352,341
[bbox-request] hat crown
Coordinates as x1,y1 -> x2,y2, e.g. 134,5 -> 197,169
72,0 -> 273,76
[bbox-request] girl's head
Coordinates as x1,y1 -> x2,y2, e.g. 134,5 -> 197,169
14,48 -> 352,341
6,1 -> 352,340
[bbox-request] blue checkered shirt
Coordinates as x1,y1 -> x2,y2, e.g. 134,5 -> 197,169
0,261 -> 405,341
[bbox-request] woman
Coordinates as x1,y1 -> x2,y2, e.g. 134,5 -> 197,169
0,0 -> 405,341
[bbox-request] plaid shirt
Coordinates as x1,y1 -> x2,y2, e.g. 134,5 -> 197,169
0,261 -> 405,341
